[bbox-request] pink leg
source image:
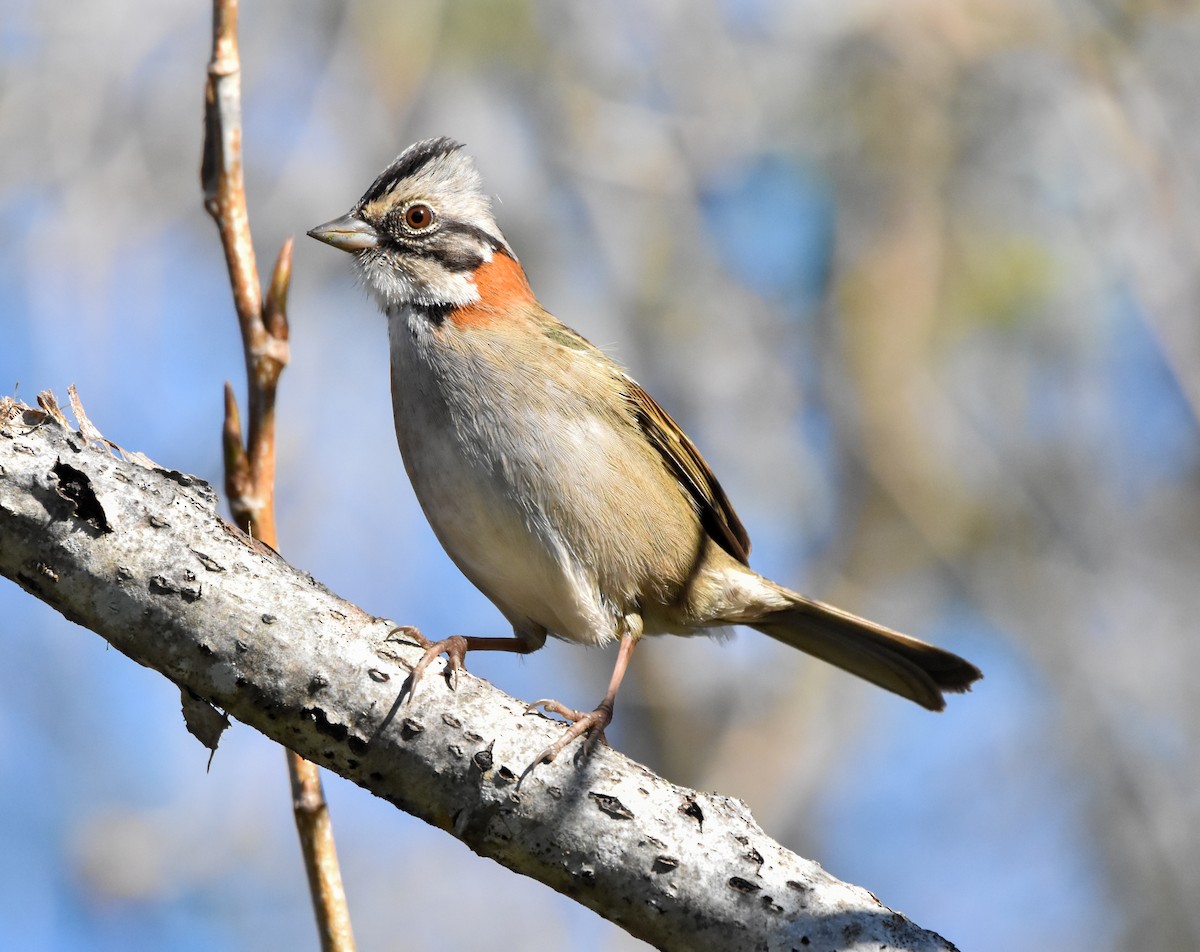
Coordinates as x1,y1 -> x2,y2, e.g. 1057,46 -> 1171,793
527,633 -> 638,764
388,626 -> 539,699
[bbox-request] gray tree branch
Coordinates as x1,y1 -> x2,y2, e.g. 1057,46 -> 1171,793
0,396 -> 957,952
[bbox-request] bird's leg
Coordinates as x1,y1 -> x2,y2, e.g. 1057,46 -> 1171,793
387,626 -> 539,700
527,633 -> 638,764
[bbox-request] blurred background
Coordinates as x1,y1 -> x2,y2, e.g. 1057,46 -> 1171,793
2,0 -> 1198,948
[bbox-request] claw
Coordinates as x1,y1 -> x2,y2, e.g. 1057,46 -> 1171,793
528,698 -> 613,764
387,627 -> 470,702
525,698 -> 586,721
386,625 -> 424,653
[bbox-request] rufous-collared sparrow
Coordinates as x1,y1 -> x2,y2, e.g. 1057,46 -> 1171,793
308,137 -> 981,764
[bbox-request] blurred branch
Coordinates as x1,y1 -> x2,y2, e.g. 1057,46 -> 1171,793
201,2 -> 352,949
202,0 -> 288,542
0,397 -> 960,952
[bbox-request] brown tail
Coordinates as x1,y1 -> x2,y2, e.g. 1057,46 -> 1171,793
750,591 -> 982,711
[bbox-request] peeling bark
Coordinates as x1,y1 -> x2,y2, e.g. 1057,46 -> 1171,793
0,399 -> 958,952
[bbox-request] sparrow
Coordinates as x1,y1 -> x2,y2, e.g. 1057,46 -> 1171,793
308,137 -> 982,764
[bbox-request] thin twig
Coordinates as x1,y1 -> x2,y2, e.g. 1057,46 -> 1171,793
201,2 -> 355,949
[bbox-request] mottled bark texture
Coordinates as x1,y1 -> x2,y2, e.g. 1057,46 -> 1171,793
0,398 -> 958,952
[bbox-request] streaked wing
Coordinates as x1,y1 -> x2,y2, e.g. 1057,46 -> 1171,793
622,378 -> 751,565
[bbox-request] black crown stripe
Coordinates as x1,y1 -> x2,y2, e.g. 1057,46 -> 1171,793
357,137 -> 465,208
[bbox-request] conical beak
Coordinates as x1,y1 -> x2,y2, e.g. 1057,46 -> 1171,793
307,214 -> 379,252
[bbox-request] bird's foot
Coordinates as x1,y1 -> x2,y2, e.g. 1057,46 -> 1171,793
525,698 -> 613,764
387,626 -> 469,700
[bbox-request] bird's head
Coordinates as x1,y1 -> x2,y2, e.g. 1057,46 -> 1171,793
309,137 -> 520,315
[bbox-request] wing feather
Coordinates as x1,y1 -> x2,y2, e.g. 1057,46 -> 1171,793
622,378 -> 751,565
538,316 -> 752,565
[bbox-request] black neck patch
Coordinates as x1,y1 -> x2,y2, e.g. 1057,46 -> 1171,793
415,302 -> 454,327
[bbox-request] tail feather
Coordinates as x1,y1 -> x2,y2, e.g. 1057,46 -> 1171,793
750,593 -> 982,711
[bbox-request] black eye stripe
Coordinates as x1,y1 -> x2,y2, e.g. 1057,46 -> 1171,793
378,219 -> 505,274
425,247 -> 485,272
378,215 -> 501,249
437,221 -> 504,252
380,239 -> 484,273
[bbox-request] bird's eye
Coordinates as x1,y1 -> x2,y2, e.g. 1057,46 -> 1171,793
403,203 -> 435,230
